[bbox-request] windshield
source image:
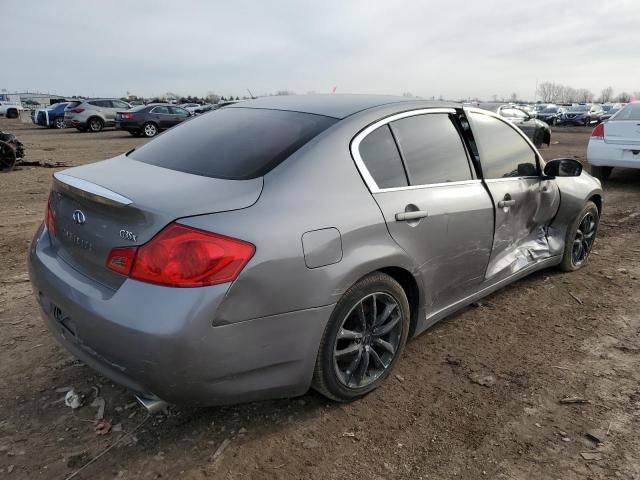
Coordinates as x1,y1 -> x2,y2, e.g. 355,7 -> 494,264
567,105 -> 588,112
541,106 -> 558,113
130,107 -> 337,179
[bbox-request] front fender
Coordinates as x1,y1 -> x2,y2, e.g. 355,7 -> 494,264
547,172 -> 603,255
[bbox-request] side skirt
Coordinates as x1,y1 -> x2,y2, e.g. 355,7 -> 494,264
415,255 -> 562,336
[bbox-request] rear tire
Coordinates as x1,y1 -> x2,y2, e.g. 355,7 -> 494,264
560,201 -> 599,272
142,122 -> 158,138
533,130 -> 543,148
88,117 -> 104,132
312,272 -> 410,402
591,165 -> 612,181
6,109 -> 18,119
54,117 -> 65,129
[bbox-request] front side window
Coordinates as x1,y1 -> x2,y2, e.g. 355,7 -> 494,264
358,125 -> 408,189
169,106 -> 188,115
469,112 -> 537,179
390,114 -> 472,185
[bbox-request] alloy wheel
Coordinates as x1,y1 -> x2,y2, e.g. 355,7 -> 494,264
89,119 -> 102,132
55,118 -> 65,129
333,292 -> 403,389
144,124 -> 158,137
572,212 -> 597,267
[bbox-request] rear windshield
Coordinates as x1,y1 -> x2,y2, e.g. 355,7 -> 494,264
613,103 -> 640,121
567,105 -> 588,112
129,107 -> 337,179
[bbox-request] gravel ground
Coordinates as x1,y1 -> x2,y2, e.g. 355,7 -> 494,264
0,116 -> 639,480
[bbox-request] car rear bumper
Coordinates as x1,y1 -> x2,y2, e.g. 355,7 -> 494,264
28,227 -> 331,406
587,139 -> 640,168
64,117 -> 84,127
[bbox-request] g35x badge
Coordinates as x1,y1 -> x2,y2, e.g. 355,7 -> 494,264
119,229 -> 137,242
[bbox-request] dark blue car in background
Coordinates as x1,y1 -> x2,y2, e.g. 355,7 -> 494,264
31,101 -> 80,129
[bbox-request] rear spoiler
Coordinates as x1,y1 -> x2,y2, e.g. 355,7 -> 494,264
53,173 -> 133,207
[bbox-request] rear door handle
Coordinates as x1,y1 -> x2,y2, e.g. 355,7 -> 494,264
498,199 -> 516,208
395,211 -> 428,221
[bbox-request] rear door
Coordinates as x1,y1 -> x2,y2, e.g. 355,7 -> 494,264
466,109 -> 560,280
353,109 -> 494,312
107,100 -> 129,125
150,105 -> 172,129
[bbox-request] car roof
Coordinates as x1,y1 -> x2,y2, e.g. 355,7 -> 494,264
227,94 -> 456,119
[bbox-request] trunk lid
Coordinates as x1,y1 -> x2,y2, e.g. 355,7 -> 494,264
604,120 -> 640,146
49,155 -> 263,289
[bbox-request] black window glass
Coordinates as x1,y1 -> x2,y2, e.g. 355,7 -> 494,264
390,114 -> 471,185
152,106 -> 170,114
470,112 -> 537,179
111,100 -> 129,109
130,107 -> 337,180
359,125 -> 408,189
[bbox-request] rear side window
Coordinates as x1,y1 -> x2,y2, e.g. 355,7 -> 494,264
614,103 -> 640,121
130,108 -> 337,179
151,106 -> 170,114
390,114 -> 472,185
358,125 -> 408,189
469,112 -> 537,179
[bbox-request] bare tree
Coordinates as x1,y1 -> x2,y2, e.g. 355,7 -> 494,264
510,92 -> 518,102
537,82 -> 555,103
599,86 -> 614,103
206,92 -> 221,104
616,92 -> 631,103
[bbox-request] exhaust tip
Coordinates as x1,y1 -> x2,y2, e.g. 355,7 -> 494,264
135,394 -> 168,414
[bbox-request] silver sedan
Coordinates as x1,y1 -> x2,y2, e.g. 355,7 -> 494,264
29,95 -> 602,410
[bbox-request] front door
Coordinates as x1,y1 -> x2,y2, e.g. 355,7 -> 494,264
353,110 -> 495,312
466,110 -> 560,280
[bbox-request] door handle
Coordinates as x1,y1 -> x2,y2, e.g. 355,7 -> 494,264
395,210 -> 428,221
498,199 -> 516,208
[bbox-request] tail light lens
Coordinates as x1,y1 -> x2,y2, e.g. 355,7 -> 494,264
69,108 -> 84,114
120,113 -> 134,119
45,194 -> 56,236
591,123 -> 604,140
106,223 -> 255,287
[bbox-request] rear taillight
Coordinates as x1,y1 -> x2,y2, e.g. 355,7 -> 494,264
106,223 -> 255,287
69,108 -> 84,114
120,113 -> 134,119
45,195 -> 56,236
591,123 -> 604,140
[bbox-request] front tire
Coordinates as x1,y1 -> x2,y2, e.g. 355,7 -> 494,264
312,272 -> 410,402
559,201 -> 599,272
5,109 -> 18,119
142,122 -> 158,138
591,165 -> 612,181
54,117 -> 65,129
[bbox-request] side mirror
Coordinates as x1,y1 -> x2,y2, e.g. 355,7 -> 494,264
543,158 -> 583,178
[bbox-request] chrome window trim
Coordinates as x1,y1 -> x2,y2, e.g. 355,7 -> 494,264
484,177 -> 540,184
53,173 -> 133,206
351,108 -> 458,193
374,179 -> 482,194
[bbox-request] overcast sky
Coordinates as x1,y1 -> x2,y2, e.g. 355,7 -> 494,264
4,0 -> 639,100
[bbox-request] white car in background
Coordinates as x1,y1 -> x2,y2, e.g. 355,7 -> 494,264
587,102 -> 640,180
0,94 -> 24,119
179,103 -> 201,114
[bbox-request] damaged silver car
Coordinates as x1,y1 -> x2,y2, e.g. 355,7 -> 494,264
28,95 -> 602,409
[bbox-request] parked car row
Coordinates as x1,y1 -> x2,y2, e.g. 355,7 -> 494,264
477,103 -> 551,147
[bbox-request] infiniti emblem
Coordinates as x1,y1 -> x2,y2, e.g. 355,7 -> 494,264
72,210 -> 86,225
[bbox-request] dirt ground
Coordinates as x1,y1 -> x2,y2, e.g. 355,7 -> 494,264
0,116 -> 639,480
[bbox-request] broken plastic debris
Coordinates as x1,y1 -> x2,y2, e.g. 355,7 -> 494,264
94,421 -> 112,435
64,389 -> 82,409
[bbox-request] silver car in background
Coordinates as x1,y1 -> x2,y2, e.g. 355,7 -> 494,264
29,95 -> 603,409
64,98 -> 131,132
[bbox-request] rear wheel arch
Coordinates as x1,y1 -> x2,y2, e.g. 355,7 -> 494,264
377,266 -> 420,338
